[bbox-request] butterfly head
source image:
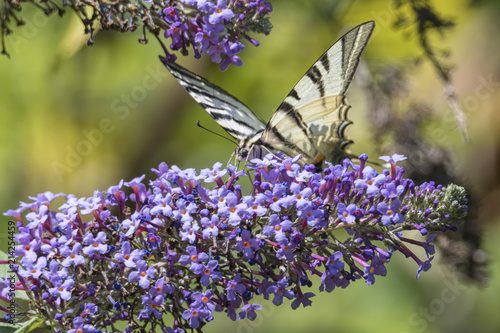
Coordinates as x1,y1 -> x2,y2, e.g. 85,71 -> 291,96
236,133 -> 265,162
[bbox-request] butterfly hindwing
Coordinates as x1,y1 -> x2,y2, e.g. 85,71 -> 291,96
162,60 -> 266,142
259,21 -> 375,163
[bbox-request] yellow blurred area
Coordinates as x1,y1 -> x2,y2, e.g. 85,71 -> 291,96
1,0 -> 500,332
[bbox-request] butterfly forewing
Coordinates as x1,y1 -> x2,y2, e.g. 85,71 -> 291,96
162,21 -> 375,165
162,60 -> 266,141
260,21 -> 375,163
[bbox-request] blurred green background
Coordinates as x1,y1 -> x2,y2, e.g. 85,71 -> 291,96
1,0 -> 500,332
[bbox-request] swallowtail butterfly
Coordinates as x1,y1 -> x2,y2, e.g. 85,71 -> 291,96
161,21 -> 375,165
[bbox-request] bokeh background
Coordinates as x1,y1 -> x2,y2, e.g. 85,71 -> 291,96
1,0 -> 500,332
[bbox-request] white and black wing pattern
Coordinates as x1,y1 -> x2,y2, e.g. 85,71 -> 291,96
161,59 -> 266,142
258,21 -> 375,164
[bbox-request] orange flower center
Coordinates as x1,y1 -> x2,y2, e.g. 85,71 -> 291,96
243,241 -> 250,248
191,255 -> 198,262
274,225 -> 281,231
387,210 -> 393,216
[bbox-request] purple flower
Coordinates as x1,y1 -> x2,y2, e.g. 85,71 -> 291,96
83,303 -> 98,315
262,214 -> 292,242
416,257 -> 434,279
15,233 -> 40,261
150,276 -> 175,297
42,259 -> 69,280
226,273 -> 246,301
179,222 -> 200,244
336,203 -> 357,223
291,292 -> 315,309
220,55 -> 243,71
238,303 -> 262,321
379,154 -> 407,164
82,231 -> 108,256
25,204 -> 48,229
61,243 -> 85,267
139,294 -> 165,320
354,166 -> 386,196
128,260 -> 158,289
218,193 -> 248,226
150,193 -> 173,217
67,317 -> 96,333
264,183 -> 287,212
208,0 -> 235,24
201,215 -> 219,239
114,241 -> 144,268
243,194 -> 267,217
199,260 -> 221,286
200,162 -> 227,183
363,254 -> 387,285
173,200 -> 198,224
377,199 -> 404,226
191,289 -> 216,312
235,230 -> 261,259
182,307 -> 210,329
19,257 -> 47,279
276,241 -> 295,262
381,182 -> 405,199
48,276 -> 74,301
267,278 -> 294,305
179,246 -> 209,272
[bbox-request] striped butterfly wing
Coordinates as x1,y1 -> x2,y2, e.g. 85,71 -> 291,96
161,59 -> 266,142
258,21 -> 375,164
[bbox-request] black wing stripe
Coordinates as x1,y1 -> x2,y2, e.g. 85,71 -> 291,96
162,59 -> 266,140
209,110 -> 257,131
268,126 -> 313,159
306,65 -> 325,97
273,102 -> 311,139
320,54 -> 330,72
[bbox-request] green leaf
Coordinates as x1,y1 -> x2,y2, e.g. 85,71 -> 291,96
0,316 -> 44,333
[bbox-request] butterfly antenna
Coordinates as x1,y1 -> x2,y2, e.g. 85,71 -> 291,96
227,150 -> 236,167
196,121 -> 238,146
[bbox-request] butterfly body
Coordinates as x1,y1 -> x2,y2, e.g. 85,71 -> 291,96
162,21 -> 375,165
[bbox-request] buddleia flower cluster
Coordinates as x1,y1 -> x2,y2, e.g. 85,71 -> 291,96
161,0 -> 273,70
1,0 -> 273,69
0,154 -> 467,332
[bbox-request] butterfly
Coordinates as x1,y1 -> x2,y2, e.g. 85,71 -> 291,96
161,21 -> 375,166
